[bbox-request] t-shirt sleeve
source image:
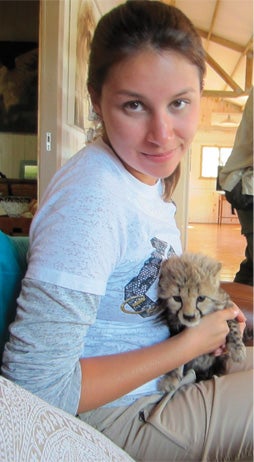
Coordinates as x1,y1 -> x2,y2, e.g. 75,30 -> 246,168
26,175 -> 125,295
1,278 -> 99,415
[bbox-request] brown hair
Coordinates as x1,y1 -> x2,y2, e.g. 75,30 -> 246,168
88,0 -> 206,201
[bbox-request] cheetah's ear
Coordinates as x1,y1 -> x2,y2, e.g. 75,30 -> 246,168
160,258 -> 174,275
209,260 -> 222,280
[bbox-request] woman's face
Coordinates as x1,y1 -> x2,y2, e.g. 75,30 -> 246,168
92,48 -> 201,185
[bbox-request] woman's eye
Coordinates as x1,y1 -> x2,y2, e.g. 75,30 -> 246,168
171,99 -> 188,110
123,100 -> 144,112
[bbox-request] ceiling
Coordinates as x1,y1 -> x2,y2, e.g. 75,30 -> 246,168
94,0 -> 253,110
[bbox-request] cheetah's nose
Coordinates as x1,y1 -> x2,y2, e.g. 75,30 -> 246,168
183,314 -> 196,322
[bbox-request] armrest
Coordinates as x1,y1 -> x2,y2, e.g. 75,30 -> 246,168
221,282 -> 253,346
221,282 -> 253,314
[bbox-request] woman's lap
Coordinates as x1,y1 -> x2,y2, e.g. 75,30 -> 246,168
80,347 -> 253,461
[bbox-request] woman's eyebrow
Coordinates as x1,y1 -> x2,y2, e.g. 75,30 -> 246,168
115,87 -> 197,99
115,89 -> 143,98
173,88 -> 198,97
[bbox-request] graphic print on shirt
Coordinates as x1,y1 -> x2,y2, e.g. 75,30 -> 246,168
121,237 -> 176,317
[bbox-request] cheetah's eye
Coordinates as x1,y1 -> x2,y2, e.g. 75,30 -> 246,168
173,296 -> 182,303
197,296 -> 206,303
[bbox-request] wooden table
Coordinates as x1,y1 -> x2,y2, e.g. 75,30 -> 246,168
0,216 -> 32,236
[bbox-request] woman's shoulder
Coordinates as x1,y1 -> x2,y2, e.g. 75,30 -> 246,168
63,138 -> 126,187
68,138 -> 118,168
40,140 -> 117,196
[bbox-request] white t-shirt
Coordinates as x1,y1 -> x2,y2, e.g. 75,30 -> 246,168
26,138 -> 182,406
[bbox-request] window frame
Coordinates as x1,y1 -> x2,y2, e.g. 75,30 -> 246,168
200,145 -> 232,179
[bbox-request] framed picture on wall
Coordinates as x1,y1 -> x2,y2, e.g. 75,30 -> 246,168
0,41 -> 38,134
67,0 -> 101,132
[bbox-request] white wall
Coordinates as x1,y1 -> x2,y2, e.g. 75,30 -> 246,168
188,127 -> 238,223
0,134 -> 37,178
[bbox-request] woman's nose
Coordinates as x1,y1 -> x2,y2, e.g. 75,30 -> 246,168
146,112 -> 174,146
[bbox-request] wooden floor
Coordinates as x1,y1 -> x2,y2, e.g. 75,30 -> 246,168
186,223 -> 246,282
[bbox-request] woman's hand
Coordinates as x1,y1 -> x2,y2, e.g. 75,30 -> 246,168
212,303 -> 246,356
182,305 -> 241,357
77,305 -> 245,413
233,303 -> 247,337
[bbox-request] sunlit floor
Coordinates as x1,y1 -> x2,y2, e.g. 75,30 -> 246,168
186,223 -> 246,282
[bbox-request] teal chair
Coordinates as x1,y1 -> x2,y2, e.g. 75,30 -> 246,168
0,231 -> 29,366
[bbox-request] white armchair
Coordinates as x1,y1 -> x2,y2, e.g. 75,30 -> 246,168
0,375 -> 134,462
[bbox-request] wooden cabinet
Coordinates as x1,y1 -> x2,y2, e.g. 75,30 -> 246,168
0,179 -> 37,199
0,216 -> 32,236
0,179 -> 36,235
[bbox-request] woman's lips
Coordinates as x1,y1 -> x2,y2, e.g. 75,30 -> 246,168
142,149 -> 177,162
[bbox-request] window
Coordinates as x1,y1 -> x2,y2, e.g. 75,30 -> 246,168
201,146 -> 232,178
19,160 -> 38,179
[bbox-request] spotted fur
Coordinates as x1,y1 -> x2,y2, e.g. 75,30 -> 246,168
157,252 -> 246,393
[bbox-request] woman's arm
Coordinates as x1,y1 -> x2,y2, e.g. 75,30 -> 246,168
2,277 -> 240,415
78,305 -> 240,412
2,279 -> 99,414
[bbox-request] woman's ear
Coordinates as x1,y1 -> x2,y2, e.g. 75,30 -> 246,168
88,86 -> 102,118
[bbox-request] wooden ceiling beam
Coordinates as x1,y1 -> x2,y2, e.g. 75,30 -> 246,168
245,50 -> 253,91
206,0 -> 220,49
230,36 -> 253,77
222,36 -> 253,92
205,51 -> 243,92
203,90 -> 249,97
160,0 -> 252,99
197,28 -> 245,53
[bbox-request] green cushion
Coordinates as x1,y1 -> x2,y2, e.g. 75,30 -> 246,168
0,231 -> 29,366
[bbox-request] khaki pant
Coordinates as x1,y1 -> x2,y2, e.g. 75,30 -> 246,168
80,347 -> 253,461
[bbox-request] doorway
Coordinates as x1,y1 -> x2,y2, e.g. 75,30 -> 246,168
0,0 -> 39,181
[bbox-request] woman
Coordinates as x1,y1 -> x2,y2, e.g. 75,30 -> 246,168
2,2 -> 253,460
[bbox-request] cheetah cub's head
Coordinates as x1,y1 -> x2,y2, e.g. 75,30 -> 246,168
158,253 -> 229,327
